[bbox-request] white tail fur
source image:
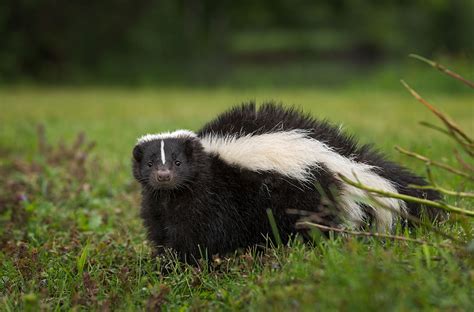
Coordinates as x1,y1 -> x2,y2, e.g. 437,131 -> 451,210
200,130 -> 405,230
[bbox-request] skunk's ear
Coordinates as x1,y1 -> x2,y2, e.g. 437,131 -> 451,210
184,138 -> 202,157
133,144 -> 143,162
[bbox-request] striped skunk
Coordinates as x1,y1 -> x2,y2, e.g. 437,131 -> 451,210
132,103 -> 440,262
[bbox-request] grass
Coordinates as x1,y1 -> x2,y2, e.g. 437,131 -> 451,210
0,85 -> 473,311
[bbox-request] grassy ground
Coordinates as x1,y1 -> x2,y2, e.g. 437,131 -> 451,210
0,86 -> 473,311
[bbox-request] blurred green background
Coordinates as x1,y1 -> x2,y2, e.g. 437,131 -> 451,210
1,0 -> 473,89
1,2 -> 473,310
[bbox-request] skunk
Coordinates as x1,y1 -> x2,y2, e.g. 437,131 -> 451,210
132,102 -> 440,262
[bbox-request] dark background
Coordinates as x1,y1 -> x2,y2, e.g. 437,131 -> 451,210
1,0 -> 472,86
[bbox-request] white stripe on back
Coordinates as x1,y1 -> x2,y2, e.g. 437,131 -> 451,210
200,130 -> 405,230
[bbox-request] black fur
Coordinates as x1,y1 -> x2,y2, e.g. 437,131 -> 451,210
133,102 -> 441,263
198,102 -> 441,219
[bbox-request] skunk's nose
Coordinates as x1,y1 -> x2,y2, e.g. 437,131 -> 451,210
156,170 -> 171,182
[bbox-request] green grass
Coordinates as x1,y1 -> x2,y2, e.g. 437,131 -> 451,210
0,86 -> 473,311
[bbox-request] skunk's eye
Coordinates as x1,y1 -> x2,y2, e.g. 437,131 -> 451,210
174,160 -> 181,166
147,161 -> 153,167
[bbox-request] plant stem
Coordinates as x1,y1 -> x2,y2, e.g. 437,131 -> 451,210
400,80 -> 473,146
338,174 -> 474,217
408,184 -> 474,198
409,54 -> 474,89
419,121 -> 451,136
395,146 -> 473,180
453,148 -> 474,172
296,221 -> 458,249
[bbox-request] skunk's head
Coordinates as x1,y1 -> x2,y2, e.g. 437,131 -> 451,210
132,130 -> 205,191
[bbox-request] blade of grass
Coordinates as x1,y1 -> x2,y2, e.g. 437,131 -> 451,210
266,209 -> 282,246
77,240 -> 90,276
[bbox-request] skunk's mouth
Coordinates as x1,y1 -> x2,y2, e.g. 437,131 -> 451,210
149,180 -> 178,190
146,169 -> 178,190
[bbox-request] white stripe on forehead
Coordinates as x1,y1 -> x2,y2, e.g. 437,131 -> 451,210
160,140 -> 166,164
137,129 -> 197,144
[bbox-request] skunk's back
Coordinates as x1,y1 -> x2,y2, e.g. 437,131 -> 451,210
198,102 -> 361,159
197,102 -> 443,225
